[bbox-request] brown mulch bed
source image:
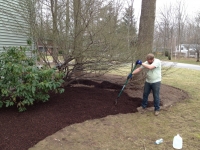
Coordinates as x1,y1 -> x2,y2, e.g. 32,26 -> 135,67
0,79 -> 186,150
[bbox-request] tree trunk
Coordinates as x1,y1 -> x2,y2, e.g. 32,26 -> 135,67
50,0 -> 59,63
197,50 -> 199,62
65,0 -> 70,58
137,0 -> 156,61
131,0 -> 156,87
73,0 -> 83,76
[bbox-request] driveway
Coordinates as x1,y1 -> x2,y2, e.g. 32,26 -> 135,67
161,61 -> 200,70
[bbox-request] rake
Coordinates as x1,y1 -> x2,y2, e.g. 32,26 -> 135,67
114,64 -> 138,105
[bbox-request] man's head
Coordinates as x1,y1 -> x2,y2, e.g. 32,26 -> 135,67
146,53 -> 154,64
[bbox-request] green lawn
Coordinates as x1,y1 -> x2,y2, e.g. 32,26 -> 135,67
109,67 -> 200,149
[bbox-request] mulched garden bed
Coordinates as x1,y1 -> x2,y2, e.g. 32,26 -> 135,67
0,80 -> 158,150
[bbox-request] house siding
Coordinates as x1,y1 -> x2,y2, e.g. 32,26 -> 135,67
0,0 -> 31,54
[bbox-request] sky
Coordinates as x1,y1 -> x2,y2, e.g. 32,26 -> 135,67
132,0 -> 200,26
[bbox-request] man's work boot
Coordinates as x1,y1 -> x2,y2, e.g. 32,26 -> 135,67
154,111 -> 159,116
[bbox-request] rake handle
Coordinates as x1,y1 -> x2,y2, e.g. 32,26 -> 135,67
114,64 -> 137,105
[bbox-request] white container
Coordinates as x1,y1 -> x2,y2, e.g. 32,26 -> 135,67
173,134 -> 183,149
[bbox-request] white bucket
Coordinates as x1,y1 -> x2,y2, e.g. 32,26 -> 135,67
173,134 -> 183,149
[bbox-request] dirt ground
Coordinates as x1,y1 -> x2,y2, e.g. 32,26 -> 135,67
0,75 -> 188,150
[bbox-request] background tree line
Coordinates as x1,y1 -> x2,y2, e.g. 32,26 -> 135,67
154,0 -> 200,61
2,0 -> 160,85
30,0 -> 139,83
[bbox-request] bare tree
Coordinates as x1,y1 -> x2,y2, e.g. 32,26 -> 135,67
155,3 -> 176,59
174,0 -> 187,56
154,0 -> 188,59
192,13 -> 200,62
1,0 -> 139,85
50,0 -> 59,61
183,21 -> 195,58
30,1 -> 136,78
123,2 -> 137,69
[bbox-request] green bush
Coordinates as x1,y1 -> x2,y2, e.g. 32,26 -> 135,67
0,46 -> 64,112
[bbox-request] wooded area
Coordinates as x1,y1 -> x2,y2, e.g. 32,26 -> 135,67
155,0 -> 200,61
1,0 -> 200,83
21,0 -> 140,83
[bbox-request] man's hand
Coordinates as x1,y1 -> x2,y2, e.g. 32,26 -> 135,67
136,60 -> 142,65
127,73 -> 132,80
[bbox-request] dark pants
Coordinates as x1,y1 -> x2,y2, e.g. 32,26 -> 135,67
142,81 -> 161,111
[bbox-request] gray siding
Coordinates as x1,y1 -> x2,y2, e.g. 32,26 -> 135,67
0,0 -> 30,53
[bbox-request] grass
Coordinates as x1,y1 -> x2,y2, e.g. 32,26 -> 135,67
30,67 -> 200,150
